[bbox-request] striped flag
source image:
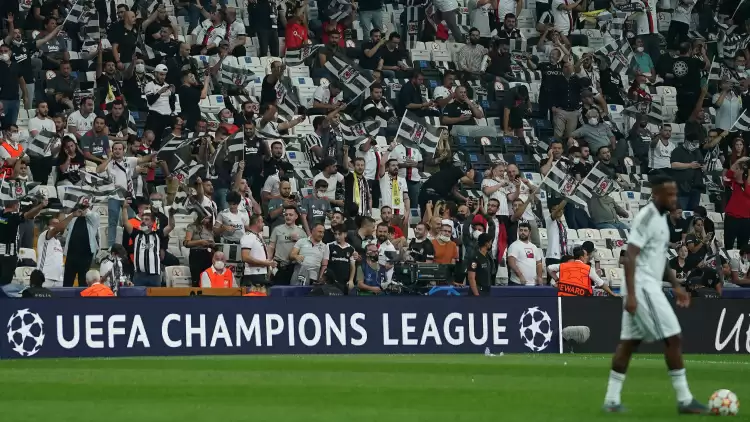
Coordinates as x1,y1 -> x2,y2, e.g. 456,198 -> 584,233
157,136 -> 194,174
326,0 -> 353,22
284,45 -> 322,67
541,160 -> 578,197
83,7 -> 101,42
708,58 -> 727,81
596,37 -> 633,75
127,113 -> 138,136
323,52 -> 374,100
622,101 -> 667,125
716,16 -> 742,59
172,189 -> 208,217
275,78 -> 302,120
138,0 -> 160,17
730,108 -> 750,132
172,160 -> 204,185
27,130 -> 58,157
507,39 -> 529,52
219,59 -> 255,88
65,0 -> 85,24
0,175 -> 14,204
226,132 -> 245,161
339,116 -> 382,143
579,162 -> 619,198
60,185 -> 124,210
394,112 -> 442,154
136,43 -> 168,61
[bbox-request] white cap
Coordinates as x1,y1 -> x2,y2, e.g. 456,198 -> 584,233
154,64 -> 168,73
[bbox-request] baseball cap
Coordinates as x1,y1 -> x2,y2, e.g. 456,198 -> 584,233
154,64 -> 168,73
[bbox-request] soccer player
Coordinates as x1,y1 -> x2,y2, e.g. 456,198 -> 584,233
603,175 -> 707,414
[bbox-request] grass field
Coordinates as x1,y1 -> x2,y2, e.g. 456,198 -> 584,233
0,354 -> 747,422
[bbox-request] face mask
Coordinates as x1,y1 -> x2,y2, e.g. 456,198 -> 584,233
225,118 -> 234,124
317,190 -> 326,197
10,133 -> 20,142
640,83 -> 647,90
135,63 -> 145,73
573,157 -> 580,164
588,118 -> 598,125
0,54 -> 9,62
738,65 -> 746,71
456,214 -> 466,222
636,46 -> 644,53
140,225 -> 151,233
438,235 -> 450,243
684,141 -> 699,152
472,230 -> 482,240
214,261 -> 226,271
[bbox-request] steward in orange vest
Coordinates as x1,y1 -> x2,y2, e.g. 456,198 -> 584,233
0,138 -> 24,179
547,247 -> 618,297
200,254 -> 236,288
81,282 -> 115,297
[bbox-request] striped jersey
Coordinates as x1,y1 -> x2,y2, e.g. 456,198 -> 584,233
132,228 -> 164,275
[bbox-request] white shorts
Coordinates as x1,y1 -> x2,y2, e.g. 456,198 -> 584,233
619,284 -> 681,342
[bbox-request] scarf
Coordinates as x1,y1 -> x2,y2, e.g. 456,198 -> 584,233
391,176 -> 400,209
557,219 -> 568,256
353,171 -> 362,208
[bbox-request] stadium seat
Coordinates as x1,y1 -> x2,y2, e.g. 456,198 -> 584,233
566,229 -> 579,240
577,228 -> 601,240
18,248 -> 36,263
165,266 -> 191,287
605,267 -> 625,288
496,266 -> 509,285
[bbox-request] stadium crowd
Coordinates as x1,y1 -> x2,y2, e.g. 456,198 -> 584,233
0,0 -> 750,298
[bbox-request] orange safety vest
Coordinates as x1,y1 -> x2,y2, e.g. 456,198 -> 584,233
0,142 -> 23,178
200,267 -> 234,288
557,261 -> 593,297
81,283 -> 115,297
243,292 -> 267,296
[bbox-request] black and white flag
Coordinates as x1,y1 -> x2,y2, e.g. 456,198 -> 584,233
284,45 -> 322,67
326,0 -> 353,21
157,136 -> 194,173
323,52 -> 374,100
541,160 -> 578,197
219,59 -> 255,88
339,116 -> 382,143
226,132 -> 245,162
731,108 -> 750,132
172,160 -> 204,185
394,112 -> 442,154
65,0 -> 85,24
60,185 -> 124,210
579,162 -> 619,198
596,37 -> 633,75
26,130 -> 58,157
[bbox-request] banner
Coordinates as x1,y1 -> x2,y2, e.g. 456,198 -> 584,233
1,297 -> 560,358
560,297 -> 750,354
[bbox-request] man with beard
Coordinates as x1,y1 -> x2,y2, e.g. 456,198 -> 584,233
507,222 -> 544,285
379,159 -> 410,218
266,205 -> 306,284
167,43 -> 201,87
398,70 -> 434,117
670,135 -> 706,211
95,50 -> 125,111
35,17 -> 68,72
348,215 -> 376,257
408,222 -> 435,263
143,5 -> 180,47
441,86 -> 485,131
467,233 -> 494,296
379,205 -> 406,248
313,157 -> 345,209
46,60 -> 79,108
144,65 -> 177,149
314,30 -> 343,78
260,60 -> 286,106
110,11 -> 138,70
344,157 -> 372,217
231,100 -> 258,128
266,180 -> 302,230
586,147 -> 630,230
261,160 -> 294,204
456,28 -> 489,74
80,117 -> 110,165
264,140 -> 286,181
289,223 -> 329,285
121,56 -> 152,113
191,7 -> 227,55
37,211 -> 77,287
538,47 -> 565,119
3,14 -> 60,104
104,100 -> 130,143
241,121 -> 270,200
375,222 -> 397,283
324,211 -> 346,243
67,97 -> 96,142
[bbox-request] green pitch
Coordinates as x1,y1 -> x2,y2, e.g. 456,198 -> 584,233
0,354 -> 747,422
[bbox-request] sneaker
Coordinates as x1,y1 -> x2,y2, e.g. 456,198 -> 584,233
677,399 -> 709,415
602,403 -> 626,413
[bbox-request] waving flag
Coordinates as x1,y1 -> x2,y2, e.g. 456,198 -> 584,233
323,51 -> 374,100
60,185 -> 124,210
27,130 -> 58,157
219,58 -> 255,88
274,78 -> 302,120
394,112 -> 442,154
157,136 -> 194,173
226,132 -> 245,161
596,37 -> 633,75
339,116 -> 382,143
172,160 -> 204,185
541,160 -> 577,197
579,162 -> 618,198
284,45 -> 322,67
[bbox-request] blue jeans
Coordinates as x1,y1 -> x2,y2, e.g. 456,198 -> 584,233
358,10 -> 384,34
595,221 -> 631,231
564,202 -> 595,230
133,273 -> 162,287
678,192 -> 700,212
214,188 -> 229,212
108,198 -> 134,247
1,283 -> 25,298
1,100 -> 20,128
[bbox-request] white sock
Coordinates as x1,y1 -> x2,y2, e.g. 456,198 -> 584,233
669,369 -> 693,405
604,370 -> 626,405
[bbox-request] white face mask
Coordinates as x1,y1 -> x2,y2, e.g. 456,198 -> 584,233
9,133 -> 20,143
588,118 -> 598,125
438,235 -> 450,243
738,65 -> 746,71
636,46 -> 644,53
0,54 -> 9,62
140,224 -> 151,233
317,190 -> 326,197
472,230 -> 482,240
573,157 -> 580,164
225,117 -> 234,124
214,261 -> 226,271
135,63 -> 145,73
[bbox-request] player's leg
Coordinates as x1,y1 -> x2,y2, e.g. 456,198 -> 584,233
603,308 -> 643,410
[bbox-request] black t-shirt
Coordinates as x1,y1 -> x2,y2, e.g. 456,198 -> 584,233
55,152 -> 86,185
380,45 -> 404,67
628,126 -> 652,158
667,216 -> 688,244
670,146 -> 704,193
467,251 -> 493,294
538,62 -> 564,95
346,230 -> 374,256
0,211 -> 24,260
69,215 -> 90,253
260,75 -> 279,105
671,56 -> 703,91
359,41 -> 382,70
10,41 -> 36,83
121,73 -> 148,112
685,233 -> 708,268
442,101 -> 473,127
423,166 -> 464,197
22,286 -> 54,298
0,61 -> 22,101
397,82 -> 424,115
243,137 -> 269,178
487,52 -> 512,77
110,24 -> 139,62
498,215 -> 518,245
408,238 -> 436,262
326,242 -> 355,285
503,88 -> 527,128
96,75 -> 124,107
670,257 -> 695,281
178,84 -> 202,124
571,161 -> 593,180
104,114 -> 129,136
145,19 -> 173,45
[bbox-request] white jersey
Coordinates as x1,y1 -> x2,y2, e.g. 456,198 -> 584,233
731,257 -> 750,280
217,209 -> 249,242
240,231 -> 268,275
36,230 -> 64,283
626,202 -> 670,290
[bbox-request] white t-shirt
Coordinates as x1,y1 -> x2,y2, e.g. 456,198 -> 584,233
144,81 -> 173,115
192,20 -> 226,46
626,202 -> 670,290
497,0 -> 518,22
545,216 -> 566,259
240,231 -> 268,275
481,178 -> 510,216
313,172 -> 344,200
313,85 -> 343,105
104,157 -> 139,197
551,0 -> 573,35
218,209 -> 249,242
356,148 -> 380,181
377,240 -> 397,282
649,139 -> 676,170
379,175 -> 409,216
731,257 -> 750,280
36,230 -> 64,282
671,0 -> 695,23
505,180 -> 537,221
434,0 -> 459,12
262,173 -> 281,197
507,239 -> 543,285
635,0 -> 659,35
28,117 -> 55,137
390,144 -> 422,182
225,19 -> 246,44
67,110 -> 96,136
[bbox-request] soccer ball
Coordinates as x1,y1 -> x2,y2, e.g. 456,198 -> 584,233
709,389 -> 740,416
519,306 -> 554,352
6,309 -> 45,357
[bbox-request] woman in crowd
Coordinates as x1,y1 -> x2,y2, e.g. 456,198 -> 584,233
54,136 -> 85,186
724,156 -> 750,250
183,213 -> 217,285
685,217 -> 711,268
669,244 -> 695,286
